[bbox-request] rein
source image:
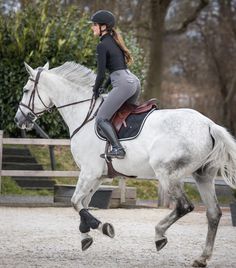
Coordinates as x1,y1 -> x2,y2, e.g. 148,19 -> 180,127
70,97 -> 103,139
19,68 -> 102,139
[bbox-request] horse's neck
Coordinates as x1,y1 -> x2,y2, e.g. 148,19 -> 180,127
46,74 -> 94,136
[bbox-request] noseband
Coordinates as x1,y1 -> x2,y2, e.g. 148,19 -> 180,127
19,68 -> 102,139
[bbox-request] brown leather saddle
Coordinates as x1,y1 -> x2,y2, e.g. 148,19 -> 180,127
102,98 -> 158,178
111,98 -> 158,133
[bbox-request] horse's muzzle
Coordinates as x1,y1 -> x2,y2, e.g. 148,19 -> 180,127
14,112 -> 35,130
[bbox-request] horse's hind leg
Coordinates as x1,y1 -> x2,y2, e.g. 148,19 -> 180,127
192,168 -> 222,267
155,181 -> 194,250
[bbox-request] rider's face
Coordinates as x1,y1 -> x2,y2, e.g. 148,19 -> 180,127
91,23 -> 106,36
91,23 -> 100,36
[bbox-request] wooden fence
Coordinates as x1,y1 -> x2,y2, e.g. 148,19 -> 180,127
0,130 -> 129,202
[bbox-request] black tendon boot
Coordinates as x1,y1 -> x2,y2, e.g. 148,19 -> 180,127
97,119 -> 126,159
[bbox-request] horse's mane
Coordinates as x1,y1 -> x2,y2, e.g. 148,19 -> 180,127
50,61 -> 96,88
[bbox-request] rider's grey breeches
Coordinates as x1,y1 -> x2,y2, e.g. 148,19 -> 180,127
96,69 -> 141,122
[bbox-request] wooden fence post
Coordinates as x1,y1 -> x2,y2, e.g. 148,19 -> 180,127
119,176 -> 126,204
0,130 -> 3,194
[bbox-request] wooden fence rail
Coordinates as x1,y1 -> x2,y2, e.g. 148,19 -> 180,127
0,130 -> 128,200
0,130 -> 83,193
0,130 -> 156,204
2,138 -> 71,146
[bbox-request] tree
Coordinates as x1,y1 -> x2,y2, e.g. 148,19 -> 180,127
197,0 -> 236,133
144,0 -> 171,100
145,0 -> 209,100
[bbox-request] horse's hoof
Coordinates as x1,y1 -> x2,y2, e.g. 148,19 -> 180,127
102,223 -> 115,238
192,259 -> 207,267
155,237 -> 168,251
81,237 -> 93,251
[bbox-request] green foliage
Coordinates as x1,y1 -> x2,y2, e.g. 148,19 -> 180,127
184,184 -> 201,203
126,179 -> 158,200
2,177 -> 25,195
106,177 -> 158,200
125,33 -> 147,87
29,144 -> 78,171
232,189 -> 236,200
0,0 -> 145,137
2,177 -> 52,196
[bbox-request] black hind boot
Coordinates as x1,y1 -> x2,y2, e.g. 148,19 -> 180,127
97,119 -> 126,159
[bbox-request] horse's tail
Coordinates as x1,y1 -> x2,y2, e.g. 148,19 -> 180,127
203,123 -> 236,189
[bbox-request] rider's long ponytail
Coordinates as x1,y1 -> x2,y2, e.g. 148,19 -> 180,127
111,29 -> 133,65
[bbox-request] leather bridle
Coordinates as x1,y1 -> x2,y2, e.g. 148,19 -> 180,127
19,68 -> 102,139
19,68 -> 50,122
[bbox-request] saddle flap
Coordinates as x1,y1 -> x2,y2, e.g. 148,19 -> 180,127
112,98 -> 158,132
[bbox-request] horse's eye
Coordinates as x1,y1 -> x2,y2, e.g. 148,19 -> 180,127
23,88 -> 29,93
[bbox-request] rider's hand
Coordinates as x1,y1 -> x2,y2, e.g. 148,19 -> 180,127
93,87 -> 105,100
99,87 -> 105,94
93,90 -> 99,100
93,87 -> 99,100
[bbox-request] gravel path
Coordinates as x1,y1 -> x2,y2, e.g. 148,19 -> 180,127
0,207 -> 235,268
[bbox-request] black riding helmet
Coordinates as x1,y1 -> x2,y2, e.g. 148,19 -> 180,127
91,10 -> 115,29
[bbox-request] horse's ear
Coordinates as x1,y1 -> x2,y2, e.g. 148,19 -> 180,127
24,62 -> 34,76
43,62 -> 49,70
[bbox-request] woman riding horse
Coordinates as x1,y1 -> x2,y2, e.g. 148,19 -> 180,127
90,10 -> 141,159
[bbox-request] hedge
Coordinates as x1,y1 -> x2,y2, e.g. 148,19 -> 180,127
0,0 -> 146,137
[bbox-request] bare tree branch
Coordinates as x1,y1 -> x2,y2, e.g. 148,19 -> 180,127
133,0 -> 145,22
165,0 -> 209,35
225,75 -> 236,104
226,0 -> 236,41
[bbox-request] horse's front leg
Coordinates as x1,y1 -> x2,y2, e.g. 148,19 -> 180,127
71,172 -> 114,251
73,178 -> 101,251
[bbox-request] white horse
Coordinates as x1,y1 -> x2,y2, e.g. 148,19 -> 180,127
15,62 -> 236,267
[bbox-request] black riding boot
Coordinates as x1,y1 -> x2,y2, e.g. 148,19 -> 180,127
97,119 -> 126,159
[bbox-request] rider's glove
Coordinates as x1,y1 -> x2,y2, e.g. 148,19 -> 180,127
93,87 -> 105,100
93,90 -> 99,100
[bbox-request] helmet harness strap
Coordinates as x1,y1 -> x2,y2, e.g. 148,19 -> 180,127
99,24 -> 112,36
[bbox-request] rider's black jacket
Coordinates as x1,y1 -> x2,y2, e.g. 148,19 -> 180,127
93,33 -> 127,94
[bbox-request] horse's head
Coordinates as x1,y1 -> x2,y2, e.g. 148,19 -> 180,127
14,62 -> 52,130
